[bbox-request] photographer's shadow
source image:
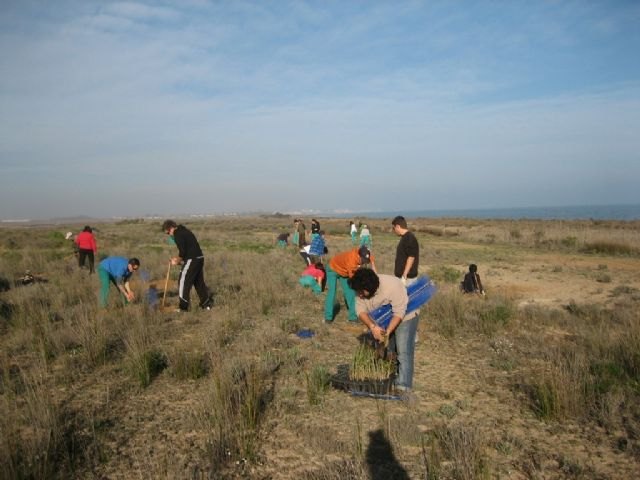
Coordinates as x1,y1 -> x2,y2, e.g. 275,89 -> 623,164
366,429 -> 409,480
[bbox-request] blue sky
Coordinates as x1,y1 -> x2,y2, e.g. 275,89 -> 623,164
1,1 -> 639,219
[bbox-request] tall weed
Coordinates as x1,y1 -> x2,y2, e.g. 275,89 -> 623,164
0,366 -> 61,480
429,290 -> 514,338
306,364 -> 331,406
199,357 -> 271,469
426,422 -> 489,480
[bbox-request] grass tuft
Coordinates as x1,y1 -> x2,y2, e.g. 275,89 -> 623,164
306,364 -> 331,406
129,349 -> 168,388
170,351 -> 209,380
581,241 -> 639,256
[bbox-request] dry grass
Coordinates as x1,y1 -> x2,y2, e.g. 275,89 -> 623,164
0,216 -> 639,478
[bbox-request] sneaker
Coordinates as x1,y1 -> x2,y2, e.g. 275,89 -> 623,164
200,296 -> 214,310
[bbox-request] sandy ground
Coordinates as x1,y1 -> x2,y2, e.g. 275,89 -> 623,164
252,247 -> 640,479
53,243 -> 640,479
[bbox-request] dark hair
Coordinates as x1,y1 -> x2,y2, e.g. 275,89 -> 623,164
129,258 -> 141,267
83,225 -> 92,233
469,264 -> 477,273
162,219 -> 177,232
391,216 -> 408,229
349,268 -> 379,297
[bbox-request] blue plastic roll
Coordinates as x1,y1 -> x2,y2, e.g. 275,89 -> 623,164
369,276 -> 437,329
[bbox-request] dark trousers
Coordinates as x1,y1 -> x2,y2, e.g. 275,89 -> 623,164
78,249 -> 95,273
178,257 -> 210,311
300,251 -> 312,265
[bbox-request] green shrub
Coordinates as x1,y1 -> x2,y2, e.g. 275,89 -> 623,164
427,422 -> 490,480
430,292 -> 514,337
130,349 -> 168,388
428,292 -> 467,338
438,404 -> 457,419
47,231 -> 67,248
581,241 -> 638,256
610,285 -> 638,297
170,351 -> 209,380
306,364 -> 331,406
560,236 -> 577,248
0,276 -> 10,292
279,316 -> 300,334
201,359 -> 268,468
529,381 -> 560,420
589,361 -> 625,395
226,241 -> 273,254
430,266 -> 461,284
479,302 -> 513,335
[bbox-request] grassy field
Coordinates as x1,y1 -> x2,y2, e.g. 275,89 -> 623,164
1,216 -> 640,479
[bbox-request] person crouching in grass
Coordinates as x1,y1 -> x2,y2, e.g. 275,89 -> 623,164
299,262 -> 326,295
98,257 -> 140,308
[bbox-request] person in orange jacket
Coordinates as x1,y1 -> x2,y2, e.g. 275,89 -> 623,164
75,226 -> 98,274
324,246 -> 376,323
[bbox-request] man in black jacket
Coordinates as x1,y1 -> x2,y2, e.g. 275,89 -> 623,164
162,220 -> 213,311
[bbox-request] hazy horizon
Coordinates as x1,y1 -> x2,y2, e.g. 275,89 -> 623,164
2,202 -> 639,223
1,1 -> 639,220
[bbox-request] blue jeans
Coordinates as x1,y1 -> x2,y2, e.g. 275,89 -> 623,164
394,313 -> 419,390
324,265 -> 357,321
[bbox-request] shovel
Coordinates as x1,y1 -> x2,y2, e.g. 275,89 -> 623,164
161,261 -> 171,308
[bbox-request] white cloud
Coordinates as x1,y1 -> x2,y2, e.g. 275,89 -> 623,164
1,1 -> 639,218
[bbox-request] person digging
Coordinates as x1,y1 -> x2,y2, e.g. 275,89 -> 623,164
162,220 -> 213,312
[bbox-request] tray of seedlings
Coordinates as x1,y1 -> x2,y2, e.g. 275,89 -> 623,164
331,338 -> 398,398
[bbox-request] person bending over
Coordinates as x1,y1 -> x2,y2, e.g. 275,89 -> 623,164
162,220 -> 213,312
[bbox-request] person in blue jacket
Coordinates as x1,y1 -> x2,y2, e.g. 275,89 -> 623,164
98,256 -> 140,307
308,230 -> 328,263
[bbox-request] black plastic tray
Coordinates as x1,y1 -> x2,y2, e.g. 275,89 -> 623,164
331,364 -> 396,395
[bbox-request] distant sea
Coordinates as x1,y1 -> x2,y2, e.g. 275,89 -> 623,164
331,204 -> 640,221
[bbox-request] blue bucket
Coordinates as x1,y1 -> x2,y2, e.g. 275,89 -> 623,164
369,276 -> 437,329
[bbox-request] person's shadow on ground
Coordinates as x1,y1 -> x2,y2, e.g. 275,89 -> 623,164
366,429 -> 410,480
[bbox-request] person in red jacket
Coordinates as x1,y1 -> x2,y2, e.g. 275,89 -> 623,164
75,226 -> 97,274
